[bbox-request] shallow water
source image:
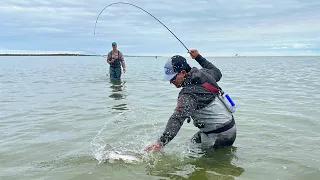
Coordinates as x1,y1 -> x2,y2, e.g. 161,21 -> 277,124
0,56 -> 319,180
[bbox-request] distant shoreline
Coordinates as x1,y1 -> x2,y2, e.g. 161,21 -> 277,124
0,53 -> 94,56
0,53 -> 161,57
0,53 -> 318,57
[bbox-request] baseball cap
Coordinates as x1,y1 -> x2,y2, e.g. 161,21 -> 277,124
112,42 -> 117,46
163,55 -> 189,81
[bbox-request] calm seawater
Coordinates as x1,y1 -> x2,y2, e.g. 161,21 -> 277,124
0,56 -> 319,180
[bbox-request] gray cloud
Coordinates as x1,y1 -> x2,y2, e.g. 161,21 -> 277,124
1,0 -> 319,55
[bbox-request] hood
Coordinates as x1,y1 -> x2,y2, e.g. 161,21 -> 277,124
182,67 -> 219,88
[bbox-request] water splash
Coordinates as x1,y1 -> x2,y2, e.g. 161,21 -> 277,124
90,111 -> 125,163
90,106 -> 161,164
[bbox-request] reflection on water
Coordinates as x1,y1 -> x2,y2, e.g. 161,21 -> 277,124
109,80 -> 128,111
188,147 -> 244,180
111,103 -> 128,111
146,146 -> 244,180
109,80 -> 126,100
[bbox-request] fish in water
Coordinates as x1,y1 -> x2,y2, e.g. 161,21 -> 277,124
104,150 -> 145,164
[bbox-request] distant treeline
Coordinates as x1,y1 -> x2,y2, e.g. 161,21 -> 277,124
0,53 -> 94,56
0,53 -> 160,58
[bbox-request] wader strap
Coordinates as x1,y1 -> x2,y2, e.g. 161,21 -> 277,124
203,116 -> 235,134
202,82 -> 233,114
202,82 -> 218,93
110,51 -> 121,68
200,82 -> 235,133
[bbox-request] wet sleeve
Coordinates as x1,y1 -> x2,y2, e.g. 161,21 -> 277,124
120,52 -> 126,68
120,52 -> 124,61
157,94 -> 197,146
195,54 -> 222,82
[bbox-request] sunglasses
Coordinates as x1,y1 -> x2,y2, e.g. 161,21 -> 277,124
170,71 -> 181,83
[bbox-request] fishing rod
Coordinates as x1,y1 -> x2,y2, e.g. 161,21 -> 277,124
93,1 -> 189,52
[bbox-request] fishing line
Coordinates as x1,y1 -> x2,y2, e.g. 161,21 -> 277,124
80,49 -> 110,77
94,1 -> 189,51
81,49 -> 106,57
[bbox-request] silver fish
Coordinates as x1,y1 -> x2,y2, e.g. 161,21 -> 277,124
104,150 -> 145,164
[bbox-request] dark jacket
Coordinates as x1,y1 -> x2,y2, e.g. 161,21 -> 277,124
158,54 -> 222,146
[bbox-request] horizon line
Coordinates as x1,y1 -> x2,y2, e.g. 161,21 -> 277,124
0,53 -> 319,57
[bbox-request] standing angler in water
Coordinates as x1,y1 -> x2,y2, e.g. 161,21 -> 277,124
106,42 -> 126,81
145,49 -> 237,152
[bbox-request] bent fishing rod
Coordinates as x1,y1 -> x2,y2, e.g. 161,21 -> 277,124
93,1 -> 189,52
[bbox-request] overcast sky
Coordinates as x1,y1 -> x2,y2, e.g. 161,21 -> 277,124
1,0 -> 319,56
